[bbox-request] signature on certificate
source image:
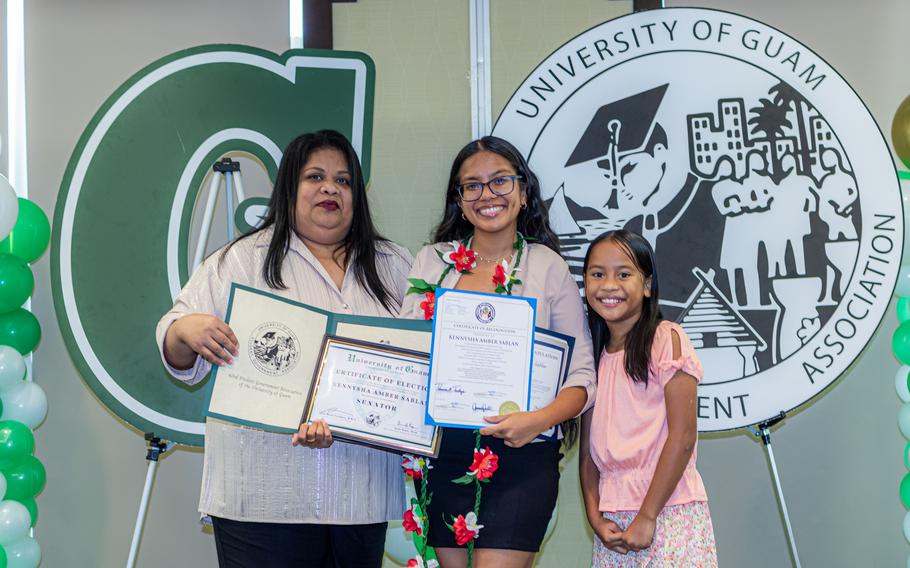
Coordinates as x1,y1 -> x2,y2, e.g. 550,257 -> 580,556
472,403 -> 492,413
437,384 -> 466,395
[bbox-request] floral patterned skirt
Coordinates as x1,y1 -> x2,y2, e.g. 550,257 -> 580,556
592,501 -> 717,568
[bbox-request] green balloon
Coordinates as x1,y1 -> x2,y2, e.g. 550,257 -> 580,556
899,298 -> 910,323
905,441 -> 910,469
0,256 -> 32,315
895,322 -> 910,365
4,456 -> 44,500
902,472 -> 910,509
893,94 -> 910,170
0,422 -> 33,467
0,310 -> 39,355
0,541 -> 7,568
15,496 -> 36,527
0,199 -> 49,264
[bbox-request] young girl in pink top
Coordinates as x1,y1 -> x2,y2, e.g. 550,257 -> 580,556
579,230 -> 717,567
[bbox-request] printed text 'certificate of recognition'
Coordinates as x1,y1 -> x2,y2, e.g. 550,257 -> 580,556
427,289 -> 536,429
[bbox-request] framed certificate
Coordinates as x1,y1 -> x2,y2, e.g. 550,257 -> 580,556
304,336 -> 440,457
207,284 -> 433,434
532,327 -> 575,441
426,289 -> 537,429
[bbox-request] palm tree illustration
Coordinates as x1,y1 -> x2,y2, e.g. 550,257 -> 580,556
748,97 -> 792,183
769,82 -> 811,175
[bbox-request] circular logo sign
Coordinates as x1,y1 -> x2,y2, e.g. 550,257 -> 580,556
475,302 -> 496,323
248,323 -> 300,376
493,8 -> 902,431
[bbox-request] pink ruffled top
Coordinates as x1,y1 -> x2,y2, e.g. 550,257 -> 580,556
589,321 -> 708,512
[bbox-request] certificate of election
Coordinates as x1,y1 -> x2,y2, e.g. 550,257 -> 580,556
427,289 -> 537,429
305,337 -> 439,457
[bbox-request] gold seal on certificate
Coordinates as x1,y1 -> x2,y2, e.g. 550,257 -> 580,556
499,401 -> 521,415
304,337 -> 440,457
426,289 -> 537,429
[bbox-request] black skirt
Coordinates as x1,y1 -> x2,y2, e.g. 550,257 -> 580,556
421,428 -> 561,552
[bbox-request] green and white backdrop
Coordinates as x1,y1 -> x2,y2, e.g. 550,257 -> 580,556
8,0 -> 910,566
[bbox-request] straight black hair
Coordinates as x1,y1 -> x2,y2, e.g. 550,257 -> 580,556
583,230 -> 663,385
222,129 -> 400,312
432,136 -> 560,253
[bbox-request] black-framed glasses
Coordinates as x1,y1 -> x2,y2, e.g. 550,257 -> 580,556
455,175 -> 522,202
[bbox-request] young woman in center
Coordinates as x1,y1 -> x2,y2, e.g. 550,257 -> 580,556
401,136 -> 596,568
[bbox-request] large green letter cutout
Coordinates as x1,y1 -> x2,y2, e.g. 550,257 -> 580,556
52,45 -> 375,446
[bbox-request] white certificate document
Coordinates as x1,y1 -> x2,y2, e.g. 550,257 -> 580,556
306,337 -> 439,456
426,289 -> 537,428
207,285 -> 329,432
531,328 -> 574,441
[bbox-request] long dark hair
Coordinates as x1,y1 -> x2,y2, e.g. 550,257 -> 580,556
432,136 -> 560,252
222,130 -> 400,312
583,230 -> 663,385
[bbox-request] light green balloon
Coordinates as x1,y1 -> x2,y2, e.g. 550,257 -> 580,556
0,501 -> 28,546
3,536 -> 38,568
0,200 -> 48,265
899,403 -> 910,439
0,349 -> 24,392
0,383 -> 46,430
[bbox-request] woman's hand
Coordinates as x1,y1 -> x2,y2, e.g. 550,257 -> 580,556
291,419 -> 334,449
621,513 -> 656,552
166,314 -> 238,368
479,411 -> 547,448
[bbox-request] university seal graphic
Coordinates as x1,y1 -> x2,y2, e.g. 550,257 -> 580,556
52,45 -> 374,445
493,8 -> 902,430
249,323 -> 300,376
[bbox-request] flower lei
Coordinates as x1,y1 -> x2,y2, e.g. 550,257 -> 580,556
402,234 -> 525,568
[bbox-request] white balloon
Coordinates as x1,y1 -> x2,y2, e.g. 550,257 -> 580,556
384,481 -> 418,566
904,511 -> 910,544
0,347 -> 25,392
4,535 -> 40,568
0,175 -> 17,242
0,501 -> 29,545
0,382 -> 47,429
383,520 -> 414,566
0,473 -> 8,502
898,366 -> 910,403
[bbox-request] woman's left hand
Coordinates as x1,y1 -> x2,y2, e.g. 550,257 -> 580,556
479,411 -> 548,448
291,419 -> 334,449
621,514 -> 656,552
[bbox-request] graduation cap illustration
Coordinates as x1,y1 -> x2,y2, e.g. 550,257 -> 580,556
565,83 -> 669,168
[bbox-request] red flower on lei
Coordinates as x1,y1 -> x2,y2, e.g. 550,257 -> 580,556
492,263 -> 507,288
403,505 -> 422,536
420,291 -> 435,320
447,243 -> 477,273
453,512 -> 483,546
401,454 -> 431,480
467,446 -> 499,481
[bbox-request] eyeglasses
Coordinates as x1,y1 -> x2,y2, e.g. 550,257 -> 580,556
455,175 -> 522,202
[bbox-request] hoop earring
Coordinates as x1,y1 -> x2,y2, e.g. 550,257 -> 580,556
521,202 -> 528,209
461,212 -> 467,220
